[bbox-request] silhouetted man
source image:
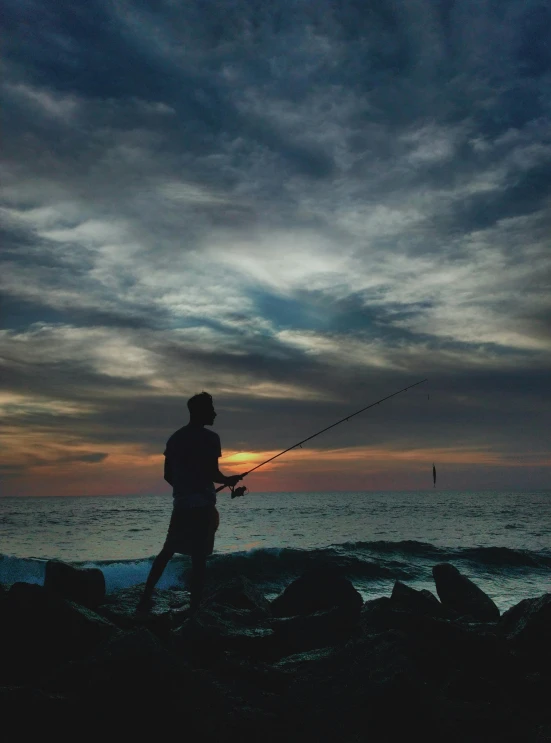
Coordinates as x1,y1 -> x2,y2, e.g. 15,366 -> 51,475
137,392 -> 243,614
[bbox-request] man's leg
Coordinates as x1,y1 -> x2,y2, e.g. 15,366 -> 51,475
190,552 -> 207,613
138,546 -> 174,606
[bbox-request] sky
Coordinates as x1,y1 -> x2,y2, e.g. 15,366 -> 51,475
1,0 -> 550,496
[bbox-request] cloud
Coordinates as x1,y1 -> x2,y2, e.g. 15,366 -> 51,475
1,0 -> 550,492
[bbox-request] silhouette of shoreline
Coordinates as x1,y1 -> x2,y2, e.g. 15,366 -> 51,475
1,558 -> 549,740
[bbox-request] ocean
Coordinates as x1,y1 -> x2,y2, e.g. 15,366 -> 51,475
1,490 -> 549,612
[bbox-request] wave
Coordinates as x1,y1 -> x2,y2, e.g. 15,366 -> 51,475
0,555 -> 46,586
340,540 -> 445,558
1,540 -> 549,595
458,546 -> 551,568
334,540 -> 551,568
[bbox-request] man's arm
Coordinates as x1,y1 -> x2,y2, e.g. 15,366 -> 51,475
164,456 -> 173,486
211,458 -> 243,488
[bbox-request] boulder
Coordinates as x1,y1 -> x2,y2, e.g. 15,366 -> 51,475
43,627 -> 187,696
536,723 -> 551,742
211,653 -> 292,695
273,646 -> 337,672
204,575 -> 272,616
95,584 -> 182,634
0,685 -> 74,727
0,582 -> 119,684
284,621 -> 528,743
270,565 -> 363,618
270,606 -> 360,655
390,581 -> 451,618
497,593 -> 551,658
360,595 -> 511,685
432,563 -> 500,621
41,629 -> 279,737
285,630 -> 434,743
44,559 -> 106,609
360,595 -> 392,618
175,604 -> 276,665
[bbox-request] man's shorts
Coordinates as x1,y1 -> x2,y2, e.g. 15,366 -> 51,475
163,502 -> 219,556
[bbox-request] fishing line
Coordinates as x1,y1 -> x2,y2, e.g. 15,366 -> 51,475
218,378 -> 428,498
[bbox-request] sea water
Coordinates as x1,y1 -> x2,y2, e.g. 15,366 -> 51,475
1,491 -> 549,612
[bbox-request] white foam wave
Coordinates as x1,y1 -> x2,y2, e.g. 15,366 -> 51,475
88,557 -> 191,593
0,555 -> 46,586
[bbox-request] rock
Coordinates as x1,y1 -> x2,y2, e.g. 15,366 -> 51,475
361,595 -> 446,642
270,606 -> 360,655
273,646 -> 337,672
95,584 -> 182,633
286,630 -> 434,742
175,604 -> 276,665
270,565 -> 363,618
44,627 -> 187,696
211,653 -> 291,695
360,596 -> 423,635
536,723 -> 551,742
44,559 -> 106,609
41,629 -> 286,739
0,582 -> 120,685
2,571 -> 549,742
0,685 -> 69,704
390,581 -> 451,618
204,575 -> 272,616
497,593 -> 551,659
0,685 -> 75,727
432,563 -> 500,622
285,621 -> 530,743
359,595 -> 512,686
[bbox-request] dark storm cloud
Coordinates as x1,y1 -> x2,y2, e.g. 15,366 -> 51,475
440,158 -> 551,235
0,292 -> 170,332
2,1 -> 337,183
1,0 -> 550,490
30,451 -> 110,466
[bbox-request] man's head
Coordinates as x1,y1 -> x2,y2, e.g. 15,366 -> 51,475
187,391 -> 216,426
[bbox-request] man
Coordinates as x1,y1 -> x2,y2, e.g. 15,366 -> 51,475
136,392 -> 244,614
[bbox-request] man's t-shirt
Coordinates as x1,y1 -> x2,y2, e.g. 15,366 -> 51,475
164,425 -> 222,508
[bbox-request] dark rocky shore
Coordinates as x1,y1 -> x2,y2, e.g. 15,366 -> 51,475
1,560 -> 550,741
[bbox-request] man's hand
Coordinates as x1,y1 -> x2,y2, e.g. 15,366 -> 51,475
225,473 -> 245,488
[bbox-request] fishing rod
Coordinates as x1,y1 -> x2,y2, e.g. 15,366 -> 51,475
218,378 -> 428,498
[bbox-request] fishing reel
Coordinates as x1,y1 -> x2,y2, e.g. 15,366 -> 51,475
230,484 -> 249,499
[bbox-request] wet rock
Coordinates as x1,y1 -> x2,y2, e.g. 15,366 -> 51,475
0,685 -> 69,704
175,604 -> 276,665
497,593 -> 551,658
95,585 -> 194,641
287,630 -> 435,742
270,565 -> 363,618
43,627 -> 188,696
359,595 -> 511,687
270,606 -> 360,655
273,646 -> 337,672
204,575 -> 272,616
0,685 -> 76,728
211,653 -> 291,694
432,563 -> 500,621
44,559 -> 106,609
0,582 -> 120,685
286,622 -> 530,743
360,596 -> 425,635
390,580 -> 451,618
536,723 -> 551,742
